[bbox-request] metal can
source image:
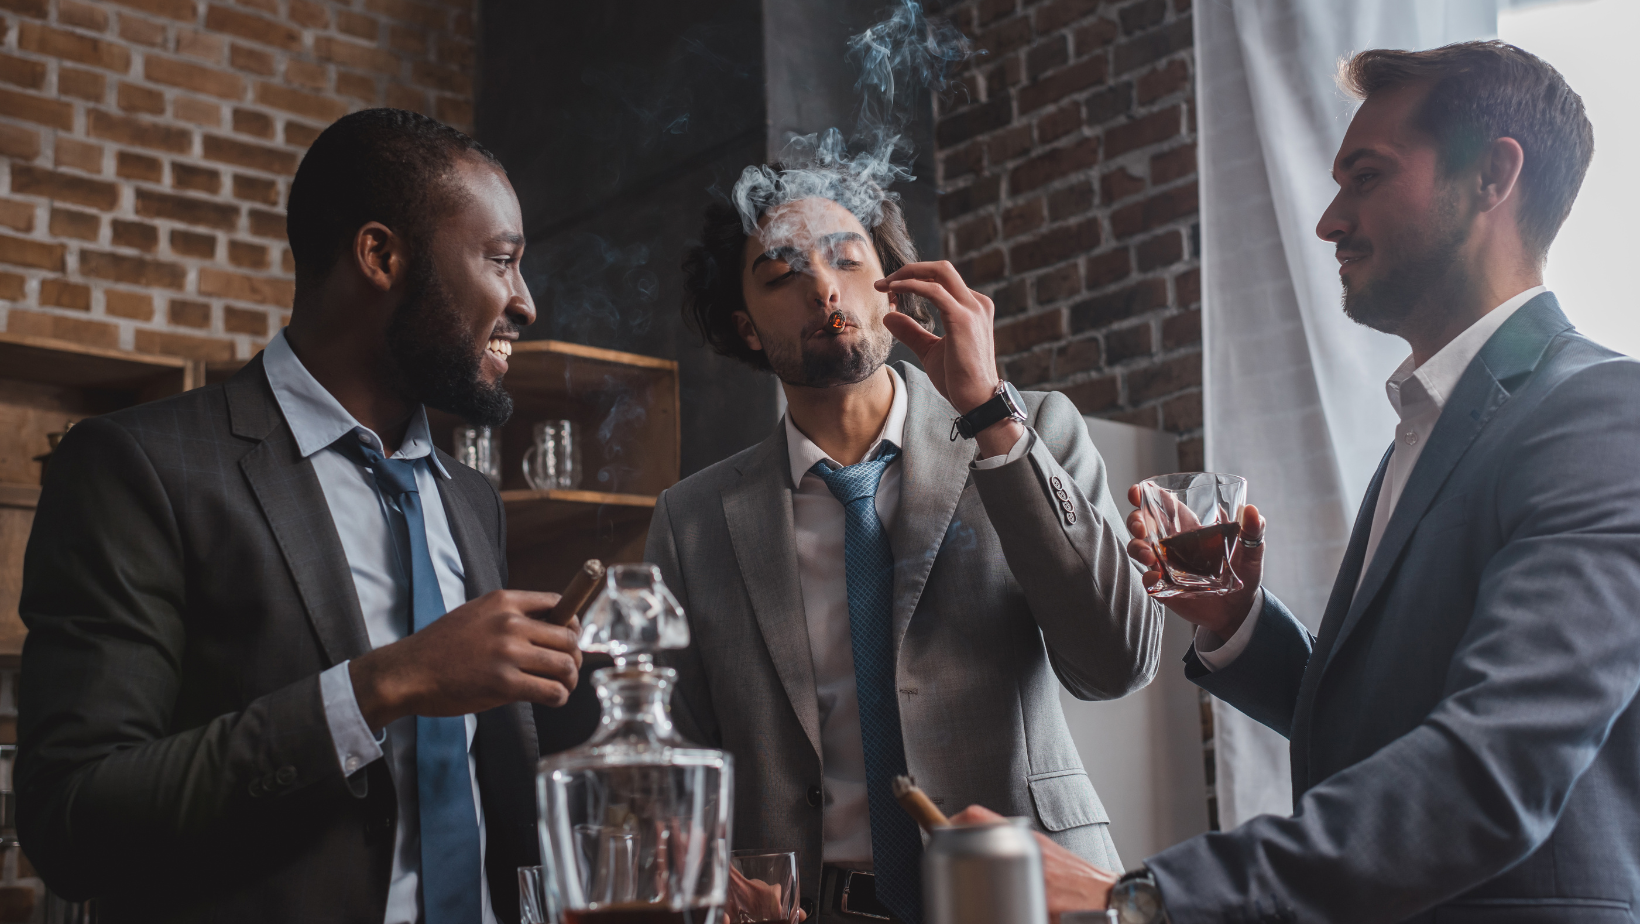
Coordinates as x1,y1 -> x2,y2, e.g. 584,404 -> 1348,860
923,818 -> 1048,924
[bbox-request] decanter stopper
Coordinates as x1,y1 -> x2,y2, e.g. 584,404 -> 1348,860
578,563 -> 690,665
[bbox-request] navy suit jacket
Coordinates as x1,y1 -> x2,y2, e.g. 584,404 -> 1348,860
1147,294 -> 1640,923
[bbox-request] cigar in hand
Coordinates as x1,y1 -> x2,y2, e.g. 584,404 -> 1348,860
893,775 -> 949,831
542,559 -> 605,625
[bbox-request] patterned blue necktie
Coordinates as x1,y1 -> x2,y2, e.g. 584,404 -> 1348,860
345,434 -> 483,924
812,443 -> 922,924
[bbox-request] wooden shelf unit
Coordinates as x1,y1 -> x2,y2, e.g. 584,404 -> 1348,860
424,339 -> 679,594
0,332 -> 202,664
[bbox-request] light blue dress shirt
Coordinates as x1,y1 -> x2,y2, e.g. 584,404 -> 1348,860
262,330 -> 496,924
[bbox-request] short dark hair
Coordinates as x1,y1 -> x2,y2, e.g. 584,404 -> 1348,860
286,108 -> 502,296
681,167 -> 934,372
1339,40 -> 1592,260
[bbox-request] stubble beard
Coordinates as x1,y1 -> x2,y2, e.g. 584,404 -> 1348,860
759,314 -> 894,389
385,255 -> 514,427
1341,184 -> 1470,337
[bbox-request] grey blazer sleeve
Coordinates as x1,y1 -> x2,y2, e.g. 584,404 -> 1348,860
646,490 -> 721,748
1147,359 -> 1640,923
16,418 -> 348,897
1184,593 -> 1314,737
968,390 -> 1165,700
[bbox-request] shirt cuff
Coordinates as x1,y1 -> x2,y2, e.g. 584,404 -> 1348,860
320,660 -> 385,777
972,427 -> 1032,469
1193,588 -> 1264,672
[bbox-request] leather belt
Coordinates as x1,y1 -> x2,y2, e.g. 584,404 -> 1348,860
818,865 -> 904,923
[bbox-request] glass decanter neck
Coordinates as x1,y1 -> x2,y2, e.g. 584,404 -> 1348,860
587,657 -> 685,747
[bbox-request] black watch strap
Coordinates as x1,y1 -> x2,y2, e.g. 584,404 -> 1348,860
952,381 -> 1027,440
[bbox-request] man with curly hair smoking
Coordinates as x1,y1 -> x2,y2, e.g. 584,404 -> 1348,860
645,148 -> 1163,924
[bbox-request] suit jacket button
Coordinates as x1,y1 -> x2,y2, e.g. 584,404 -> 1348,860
806,785 -> 822,808
1065,511 -> 1076,525
1059,499 -> 1074,512
276,766 -> 297,786
1050,476 -> 1063,490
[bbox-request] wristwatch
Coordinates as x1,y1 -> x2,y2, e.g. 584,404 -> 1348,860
1109,868 -> 1170,924
951,380 -> 1027,440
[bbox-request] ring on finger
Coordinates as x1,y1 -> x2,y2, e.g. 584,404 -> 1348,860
1240,535 -> 1264,549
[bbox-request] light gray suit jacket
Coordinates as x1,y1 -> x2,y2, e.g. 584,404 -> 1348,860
645,362 -> 1164,895
1147,295 -> 1640,923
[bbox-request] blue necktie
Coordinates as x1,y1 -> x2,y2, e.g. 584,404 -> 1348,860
345,434 -> 483,924
812,444 -> 922,924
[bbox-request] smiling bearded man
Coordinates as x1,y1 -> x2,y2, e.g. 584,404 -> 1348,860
17,109 -> 584,924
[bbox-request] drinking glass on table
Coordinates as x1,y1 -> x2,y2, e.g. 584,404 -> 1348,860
727,850 -> 799,924
1137,473 -> 1248,596
519,865 -> 554,924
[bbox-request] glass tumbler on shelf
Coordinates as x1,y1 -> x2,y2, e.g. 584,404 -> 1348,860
453,425 -> 502,490
1137,472 -> 1248,596
523,420 -> 580,491
537,563 -> 733,924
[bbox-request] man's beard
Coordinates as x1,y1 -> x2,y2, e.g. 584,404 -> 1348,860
760,311 -> 893,388
385,258 -> 513,426
1341,185 -> 1469,336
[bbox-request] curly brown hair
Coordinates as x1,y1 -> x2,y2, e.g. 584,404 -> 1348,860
681,168 -> 934,372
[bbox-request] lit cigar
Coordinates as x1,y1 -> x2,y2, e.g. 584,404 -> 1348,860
543,559 -> 605,625
827,310 -> 846,333
892,775 -> 949,831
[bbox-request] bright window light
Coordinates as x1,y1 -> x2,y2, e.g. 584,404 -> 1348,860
1500,0 -> 1640,358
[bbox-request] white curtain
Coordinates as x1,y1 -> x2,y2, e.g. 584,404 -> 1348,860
1194,0 -> 1541,829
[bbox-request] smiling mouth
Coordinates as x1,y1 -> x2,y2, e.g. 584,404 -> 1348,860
486,338 -> 513,361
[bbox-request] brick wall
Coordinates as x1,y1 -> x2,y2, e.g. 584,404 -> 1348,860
0,0 -> 474,364
935,0 -> 1201,469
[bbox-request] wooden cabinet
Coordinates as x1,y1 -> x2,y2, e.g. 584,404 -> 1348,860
0,332 -> 200,667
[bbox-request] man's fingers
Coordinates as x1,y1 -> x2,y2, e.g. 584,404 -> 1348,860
879,277 -> 970,323
513,673 -> 575,708
883,310 -> 941,356
948,804 -> 1007,825
497,589 -> 561,616
1127,483 -> 1142,507
1127,537 -> 1158,567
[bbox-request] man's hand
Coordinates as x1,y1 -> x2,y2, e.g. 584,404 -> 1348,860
877,261 -> 1025,459
724,865 -> 806,923
947,805 -> 1119,923
349,589 -> 583,730
1125,484 -> 1266,639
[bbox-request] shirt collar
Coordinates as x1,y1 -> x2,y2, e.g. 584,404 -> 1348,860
262,329 -> 449,477
784,365 -> 907,489
1384,285 -> 1547,422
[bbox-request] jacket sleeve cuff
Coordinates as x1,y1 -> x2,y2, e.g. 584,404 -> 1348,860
1193,588 -> 1265,671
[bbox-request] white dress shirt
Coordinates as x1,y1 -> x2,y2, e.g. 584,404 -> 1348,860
262,330 -> 496,924
1196,286 -> 1547,669
785,367 -> 1028,864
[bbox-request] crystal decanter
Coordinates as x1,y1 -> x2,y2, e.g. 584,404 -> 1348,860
537,564 -> 733,924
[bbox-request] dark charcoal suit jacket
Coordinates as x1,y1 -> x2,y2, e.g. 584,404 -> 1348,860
16,356 -> 540,923
1147,294 -> 1640,923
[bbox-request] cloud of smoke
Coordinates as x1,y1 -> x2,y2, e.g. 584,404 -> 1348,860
730,0 -> 975,256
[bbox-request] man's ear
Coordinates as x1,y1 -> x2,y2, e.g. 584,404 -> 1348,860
352,221 -> 403,293
1477,136 -> 1526,214
732,310 -> 763,353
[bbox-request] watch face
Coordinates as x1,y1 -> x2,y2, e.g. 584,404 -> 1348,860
1117,880 -> 1162,924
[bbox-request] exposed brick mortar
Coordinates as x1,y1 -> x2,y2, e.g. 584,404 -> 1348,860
935,0 -> 1202,467
0,0 -> 476,362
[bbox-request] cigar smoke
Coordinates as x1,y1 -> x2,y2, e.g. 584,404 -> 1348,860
731,0 -> 976,255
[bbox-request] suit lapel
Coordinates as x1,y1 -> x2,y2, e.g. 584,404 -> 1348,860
889,364 -> 977,649
1321,294 -> 1572,672
434,462 -> 505,599
228,357 -> 373,666
1290,446 -> 1389,785
721,428 -> 823,758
